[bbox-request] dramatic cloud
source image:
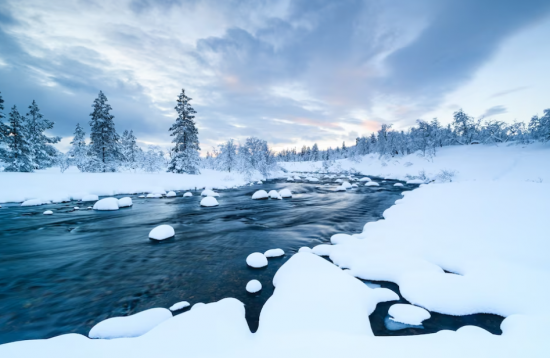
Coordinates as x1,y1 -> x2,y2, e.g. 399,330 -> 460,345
1,0 -> 549,152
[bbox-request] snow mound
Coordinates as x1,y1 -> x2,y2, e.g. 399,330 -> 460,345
21,199 -> 50,206
200,197 -> 219,207
341,181 -> 352,189
166,191 -> 177,197
336,185 -> 347,191
279,189 -> 292,198
149,225 -> 175,241
365,182 -> 380,187
201,189 -> 219,197
81,194 -> 99,202
359,177 -> 372,182
389,304 -> 431,325
169,301 -> 190,312
335,179 -> 343,183
252,190 -> 268,200
264,248 -> 285,257
43,210 -> 53,215
246,280 -> 262,293
394,183 -> 404,187
298,247 -> 312,253
312,244 -> 333,256
93,198 -> 119,211
146,193 -> 163,198
118,197 -> 133,208
183,192 -> 193,197
268,190 -> 282,199
246,252 -> 268,268
88,308 -> 172,339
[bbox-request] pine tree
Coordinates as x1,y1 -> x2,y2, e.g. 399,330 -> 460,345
4,106 -> 33,172
25,100 -> 61,169
0,92 -> 10,161
89,91 -> 121,172
121,129 -> 140,169
168,89 -> 201,174
311,143 -> 319,161
67,123 -> 89,171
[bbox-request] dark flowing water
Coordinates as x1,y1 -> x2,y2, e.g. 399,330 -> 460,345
0,176 -> 501,344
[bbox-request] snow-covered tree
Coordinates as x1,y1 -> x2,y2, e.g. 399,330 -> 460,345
140,145 -> 165,172
121,129 -> 141,170
67,123 -> 90,171
240,137 -> 277,179
4,106 -> 33,172
0,92 -> 9,162
452,109 -> 479,145
529,109 -> 550,142
89,91 -> 121,172
168,89 -> 201,174
217,139 -> 238,172
25,100 -> 61,169
311,143 -> 320,161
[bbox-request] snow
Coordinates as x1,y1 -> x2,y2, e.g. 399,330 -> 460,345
268,190 -> 282,199
365,181 -> 379,186
246,253 -> 268,268
166,191 -> 177,197
256,181 -> 263,184
146,193 -> 163,198
341,181 -> 352,189
43,210 -> 53,215
201,189 -> 219,197
81,194 -> 99,202
312,244 -> 333,256
335,185 -> 346,191
279,189 -> 292,198
406,179 -> 425,184
359,177 -> 372,182
88,308 -> 172,339
246,280 -> 262,293
148,225 -> 175,241
118,197 -> 133,207
335,179 -> 343,183
21,198 -> 50,206
200,197 -> 219,207
298,247 -> 312,253
183,192 -> 193,197
93,198 -> 119,211
264,248 -> 285,257
252,190 -> 269,200
388,304 -> 431,325
73,207 -> 79,210
351,183 -> 358,188
169,301 -> 190,312
286,177 -> 294,181
394,183 -> 404,187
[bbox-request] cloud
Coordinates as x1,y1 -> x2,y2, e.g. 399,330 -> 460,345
488,86 -> 530,99
481,105 -> 507,118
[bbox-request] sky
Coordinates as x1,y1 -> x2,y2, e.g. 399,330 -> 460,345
1,0 -> 550,154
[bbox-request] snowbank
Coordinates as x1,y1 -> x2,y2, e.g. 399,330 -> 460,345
88,308 -> 172,339
0,168 -> 270,204
148,225 -> 175,241
93,198 -> 119,211
246,253 -> 267,268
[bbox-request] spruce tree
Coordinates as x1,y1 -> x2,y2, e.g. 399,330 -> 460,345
25,100 -> 61,169
168,89 -> 200,174
67,123 -> 89,171
89,91 -> 121,172
121,129 -> 140,169
4,106 -> 33,172
0,92 -> 10,160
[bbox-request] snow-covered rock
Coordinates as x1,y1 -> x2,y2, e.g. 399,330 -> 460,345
264,248 -> 285,257
286,177 -> 294,181
394,183 -> 404,187
73,207 -> 80,210
169,301 -> 190,312
365,182 -> 380,187
246,252 -> 268,268
201,189 -> 219,197
43,210 -> 53,215
183,192 -> 193,197
335,179 -> 343,183
200,197 -> 219,207
166,191 -> 177,197
21,199 -> 50,207
293,175 -> 301,180
252,190 -> 268,200
146,193 -> 163,198
336,185 -> 347,191
93,198 -> 120,211
149,225 -> 175,241
51,196 -> 71,203
351,184 -> 358,188
359,177 -> 372,182
279,189 -> 292,198
246,280 -> 262,293
388,304 -> 431,325
268,190 -> 282,199
118,197 -> 133,208
298,247 -> 312,253
88,308 -> 172,339
256,181 -> 263,184
81,194 -> 99,202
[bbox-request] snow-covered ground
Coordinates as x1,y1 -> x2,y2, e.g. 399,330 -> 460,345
0,168 -> 274,204
1,143 -> 549,357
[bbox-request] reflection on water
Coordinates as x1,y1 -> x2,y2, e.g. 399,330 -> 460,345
0,177 -> 409,344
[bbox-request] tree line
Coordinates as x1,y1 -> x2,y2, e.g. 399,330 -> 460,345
276,108 -> 550,163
